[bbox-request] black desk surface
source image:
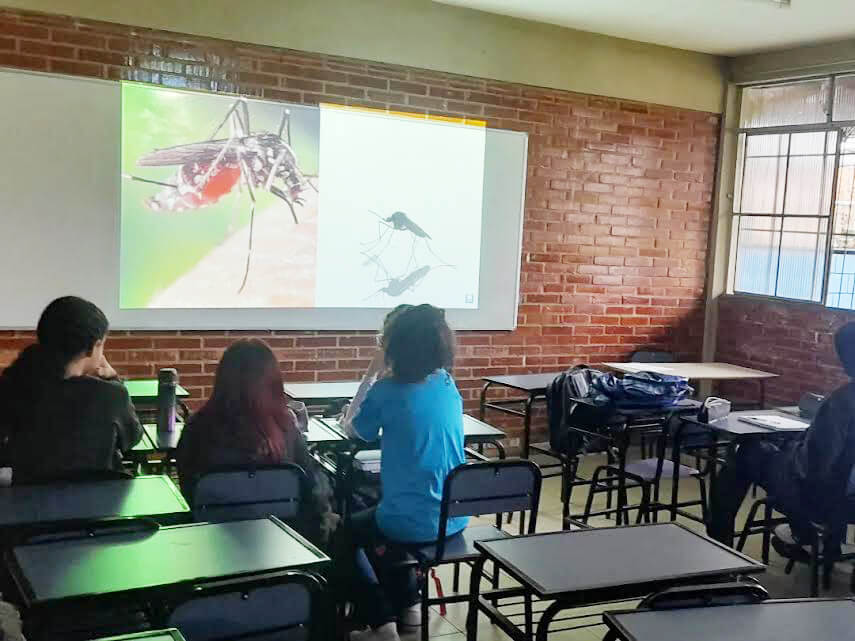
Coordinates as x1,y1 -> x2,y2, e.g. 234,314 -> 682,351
10,517 -> 328,606
604,599 -> 855,641
482,373 -> 562,394
685,409 -> 810,437
476,523 -> 763,598
0,476 -> 188,528
313,414 -> 505,443
283,381 -> 361,401
306,417 -> 346,444
141,423 -> 184,453
93,630 -> 186,641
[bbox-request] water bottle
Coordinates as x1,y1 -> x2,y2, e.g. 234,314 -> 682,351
157,368 -> 178,433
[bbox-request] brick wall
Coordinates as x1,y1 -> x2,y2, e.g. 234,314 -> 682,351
0,8 -> 720,446
716,295 -> 853,405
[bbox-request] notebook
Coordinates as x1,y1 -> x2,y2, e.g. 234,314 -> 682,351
738,415 -> 809,431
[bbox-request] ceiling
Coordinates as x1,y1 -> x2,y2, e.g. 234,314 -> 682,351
435,0 -> 855,56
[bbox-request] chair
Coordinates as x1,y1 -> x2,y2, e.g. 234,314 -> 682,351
168,570 -> 328,641
406,459 -> 542,641
601,579 -> 768,641
191,464 -> 307,523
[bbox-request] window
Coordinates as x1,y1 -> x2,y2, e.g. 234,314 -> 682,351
732,75 -> 855,309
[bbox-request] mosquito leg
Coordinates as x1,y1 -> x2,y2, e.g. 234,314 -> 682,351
265,149 -> 287,191
238,99 -> 251,137
278,108 -> 291,144
198,134 -> 236,192
407,236 -> 417,272
123,174 -> 177,189
208,97 -> 245,140
237,153 -> 258,294
269,185 -> 299,224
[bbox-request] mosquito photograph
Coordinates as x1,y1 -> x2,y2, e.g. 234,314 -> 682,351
120,84 -> 320,309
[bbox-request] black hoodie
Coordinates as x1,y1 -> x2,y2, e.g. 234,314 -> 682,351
0,345 -> 142,484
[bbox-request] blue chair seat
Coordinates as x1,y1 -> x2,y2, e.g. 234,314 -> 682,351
624,458 -> 699,481
412,525 -> 511,563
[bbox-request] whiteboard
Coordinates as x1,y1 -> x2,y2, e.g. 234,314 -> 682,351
0,69 -> 526,330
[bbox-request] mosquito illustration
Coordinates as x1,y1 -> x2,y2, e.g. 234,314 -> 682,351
124,96 -> 315,293
368,265 -> 432,300
362,209 -> 450,274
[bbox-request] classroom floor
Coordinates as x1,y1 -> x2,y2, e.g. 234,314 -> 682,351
414,450 -> 855,641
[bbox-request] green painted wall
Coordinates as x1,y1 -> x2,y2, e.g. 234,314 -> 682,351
3,0 -> 725,112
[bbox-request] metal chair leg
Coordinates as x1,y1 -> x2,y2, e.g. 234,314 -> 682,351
452,562 -> 460,593
421,569 -> 430,641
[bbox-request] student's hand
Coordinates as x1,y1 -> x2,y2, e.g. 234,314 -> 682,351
94,355 -> 118,380
366,350 -> 386,376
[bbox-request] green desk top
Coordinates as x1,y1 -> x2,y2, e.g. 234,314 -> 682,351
92,630 -> 186,641
12,517 -> 328,605
124,379 -> 190,402
0,475 -> 188,528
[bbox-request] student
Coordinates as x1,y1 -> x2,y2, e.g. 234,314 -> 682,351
708,321 -> 855,554
0,296 -> 142,484
341,304 -> 466,641
176,339 -> 337,546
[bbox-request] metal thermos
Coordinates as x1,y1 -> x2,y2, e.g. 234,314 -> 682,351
156,368 -> 178,433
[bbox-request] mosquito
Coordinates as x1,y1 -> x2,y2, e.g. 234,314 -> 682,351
366,265 -> 432,300
362,209 -> 450,273
124,96 -> 316,293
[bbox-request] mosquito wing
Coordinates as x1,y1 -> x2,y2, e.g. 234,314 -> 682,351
136,139 -> 237,167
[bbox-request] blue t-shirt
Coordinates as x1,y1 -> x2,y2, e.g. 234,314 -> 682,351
352,369 -> 469,543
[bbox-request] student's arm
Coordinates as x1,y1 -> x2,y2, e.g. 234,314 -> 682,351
346,382 -> 384,442
793,389 -> 850,492
113,383 -> 144,452
341,351 -> 385,439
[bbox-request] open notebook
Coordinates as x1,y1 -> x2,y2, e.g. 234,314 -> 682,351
738,415 -> 809,431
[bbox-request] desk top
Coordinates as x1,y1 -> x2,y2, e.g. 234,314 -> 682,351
306,417 -> 347,444
462,414 -> 506,439
10,517 -> 328,606
141,423 -> 184,453
124,380 -> 190,402
604,599 -> 855,641
313,414 -> 505,443
0,476 -> 188,528
686,409 -> 810,437
475,523 -> 762,598
93,630 -> 186,641
602,362 -> 778,380
284,381 -> 361,401
482,372 -> 563,394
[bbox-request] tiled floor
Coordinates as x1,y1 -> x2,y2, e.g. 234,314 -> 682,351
414,451 -> 854,641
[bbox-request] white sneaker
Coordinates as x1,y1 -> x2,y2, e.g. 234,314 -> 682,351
350,622 -> 401,641
398,603 -> 422,628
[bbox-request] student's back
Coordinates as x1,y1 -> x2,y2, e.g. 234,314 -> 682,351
1,348 -> 141,484
354,369 -> 466,542
0,297 -> 142,484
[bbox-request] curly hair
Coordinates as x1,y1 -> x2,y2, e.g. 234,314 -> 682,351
382,304 -> 454,383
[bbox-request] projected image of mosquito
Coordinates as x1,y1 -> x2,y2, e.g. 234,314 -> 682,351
125,96 -> 316,293
361,210 -> 453,300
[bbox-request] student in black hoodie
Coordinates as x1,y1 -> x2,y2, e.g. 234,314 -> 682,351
0,296 -> 142,483
708,321 -> 855,550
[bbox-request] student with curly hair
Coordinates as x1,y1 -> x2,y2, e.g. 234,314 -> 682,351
341,304 -> 465,641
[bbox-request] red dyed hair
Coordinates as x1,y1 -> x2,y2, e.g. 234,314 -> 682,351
194,339 -> 294,461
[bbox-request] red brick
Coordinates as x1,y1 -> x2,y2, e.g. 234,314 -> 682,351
19,40 -> 75,57
51,30 -> 104,47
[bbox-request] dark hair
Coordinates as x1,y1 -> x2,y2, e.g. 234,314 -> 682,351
0,296 -> 108,390
835,322 -> 855,377
37,296 -> 109,362
383,304 -> 454,383
380,304 -> 413,348
192,339 -> 294,460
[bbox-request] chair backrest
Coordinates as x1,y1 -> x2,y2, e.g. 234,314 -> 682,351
436,460 -> 541,557
192,464 -> 307,523
168,571 -> 325,641
630,349 -> 675,364
640,580 -> 768,610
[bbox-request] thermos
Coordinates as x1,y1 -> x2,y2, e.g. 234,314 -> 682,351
156,368 -> 178,433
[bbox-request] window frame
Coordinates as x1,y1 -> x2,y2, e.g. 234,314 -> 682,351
730,73 -> 855,310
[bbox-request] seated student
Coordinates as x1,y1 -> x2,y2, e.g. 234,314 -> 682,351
708,321 -> 855,553
341,304 -> 467,641
0,296 -> 142,484
176,339 -> 337,546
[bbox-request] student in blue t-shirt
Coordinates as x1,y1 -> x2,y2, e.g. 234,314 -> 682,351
341,304 -> 467,641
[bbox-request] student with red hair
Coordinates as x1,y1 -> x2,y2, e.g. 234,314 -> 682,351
176,339 -> 336,545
